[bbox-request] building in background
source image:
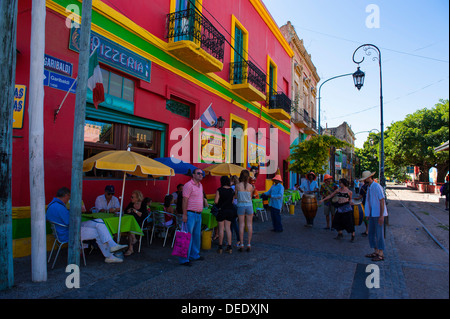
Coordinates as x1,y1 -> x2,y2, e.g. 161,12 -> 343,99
323,122 -> 356,183
280,21 -> 320,188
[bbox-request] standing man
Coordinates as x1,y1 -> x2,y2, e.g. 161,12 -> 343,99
300,171 -> 319,227
94,185 -> 120,213
263,175 -> 284,232
320,174 -> 337,230
360,171 -> 388,262
179,168 -> 207,266
46,187 -> 127,264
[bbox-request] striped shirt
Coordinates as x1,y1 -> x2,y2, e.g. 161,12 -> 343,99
183,178 -> 204,212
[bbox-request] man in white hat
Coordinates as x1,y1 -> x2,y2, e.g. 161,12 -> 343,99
360,171 -> 387,262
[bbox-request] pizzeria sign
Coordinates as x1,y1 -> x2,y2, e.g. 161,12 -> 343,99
69,28 -> 151,82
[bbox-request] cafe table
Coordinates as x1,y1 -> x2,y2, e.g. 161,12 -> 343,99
285,190 -> 301,203
81,213 -> 144,237
201,206 -> 217,229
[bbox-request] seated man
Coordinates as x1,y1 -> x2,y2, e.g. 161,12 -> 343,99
94,185 -> 120,213
46,187 -> 127,263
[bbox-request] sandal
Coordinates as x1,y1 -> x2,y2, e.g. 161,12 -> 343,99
365,252 -> 378,258
238,244 -> 244,252
372,255 -> 385,262
246,244 -> 251,252
124,250 -> 134,256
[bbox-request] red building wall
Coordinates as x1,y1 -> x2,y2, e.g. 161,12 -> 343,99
13,0 -> 292,211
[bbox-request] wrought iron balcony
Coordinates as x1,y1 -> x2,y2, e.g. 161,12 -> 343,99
229,60 -> 266,101
268,91 -> 291,120
165,9 -> 225,73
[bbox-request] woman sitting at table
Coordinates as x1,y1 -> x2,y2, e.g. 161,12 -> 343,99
124,190 -> 149,256
163,194 -> 175,227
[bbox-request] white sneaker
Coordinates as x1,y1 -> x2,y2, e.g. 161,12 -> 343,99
110,244 -> 128,253
105,255 -> 123,263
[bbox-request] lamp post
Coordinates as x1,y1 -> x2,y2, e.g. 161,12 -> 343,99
317,73 -> 353,135
352,44 -> 385,189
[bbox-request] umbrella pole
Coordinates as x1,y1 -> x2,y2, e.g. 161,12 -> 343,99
117,172 -> 126,242
167,176 -> 171,195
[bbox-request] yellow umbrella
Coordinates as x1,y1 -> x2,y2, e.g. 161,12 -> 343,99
83,150 -> 174,240
203,163 -> 246,176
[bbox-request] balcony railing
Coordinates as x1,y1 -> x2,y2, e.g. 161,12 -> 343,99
165,8 -> 225,62
229,60 -> 266,94
269,91 -> 291,114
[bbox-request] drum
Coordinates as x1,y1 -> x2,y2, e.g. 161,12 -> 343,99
352,199 -> 365,226
301,194 -> 318,219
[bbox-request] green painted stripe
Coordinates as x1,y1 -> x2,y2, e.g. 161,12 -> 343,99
12,219 -> 52,240
51,0 -> 290,133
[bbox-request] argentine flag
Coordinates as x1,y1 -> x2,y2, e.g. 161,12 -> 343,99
200,104 -> 217,127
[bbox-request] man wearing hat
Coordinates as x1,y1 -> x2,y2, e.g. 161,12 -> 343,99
263,175 -> 285,232
360,171 -> 387,262
300,171 -> 319,227
320,174 -> 338,230
95,185 -> 121,213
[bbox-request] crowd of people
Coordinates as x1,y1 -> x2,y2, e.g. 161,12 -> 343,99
45,166 -> 388,267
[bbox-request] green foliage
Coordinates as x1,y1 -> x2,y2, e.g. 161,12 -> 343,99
358,99 -> 449,182
288,134 -> 350,175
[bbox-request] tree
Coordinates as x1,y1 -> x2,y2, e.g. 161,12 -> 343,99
288,134 -> 350,175
385,99 -> 449,182
355,132 -> 381,178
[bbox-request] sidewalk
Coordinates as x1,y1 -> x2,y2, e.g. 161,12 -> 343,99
1,185 -> 448,300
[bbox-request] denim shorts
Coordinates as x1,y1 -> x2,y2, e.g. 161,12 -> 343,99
237,205 -> 253,216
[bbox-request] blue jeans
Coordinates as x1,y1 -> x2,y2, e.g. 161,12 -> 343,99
179,211 -> 202,264
368,217 -> 385,250
270,207 -> 283,232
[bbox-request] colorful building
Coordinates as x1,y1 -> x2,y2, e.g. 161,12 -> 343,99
12,0 -> 293,257
280,21 -> 320,188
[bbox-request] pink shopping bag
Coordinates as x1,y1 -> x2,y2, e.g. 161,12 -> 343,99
171,223 -> 191,258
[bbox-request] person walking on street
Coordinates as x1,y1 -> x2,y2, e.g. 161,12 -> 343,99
235,170 -> 255,252
263,175 -> 285,233
214,176 -> 235,254
319,178 -> 355,242
179,168 -> 207,266
360,171 -> 388,262
319,174 -> 337,230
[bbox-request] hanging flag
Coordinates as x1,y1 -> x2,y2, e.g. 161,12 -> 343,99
200,104 -> 217,127
87,50 -> 105,108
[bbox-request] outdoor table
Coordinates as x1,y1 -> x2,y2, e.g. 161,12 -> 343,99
285,190 -> 301,203
201,206 -> 217,229
149,202 -> 164,211
81,213 -> 144,236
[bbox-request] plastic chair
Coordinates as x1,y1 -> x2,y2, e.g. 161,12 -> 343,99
48,221 -> 86,269
138,212 -> 153,253
252,199 -> 267,222
150,211 -> 177,247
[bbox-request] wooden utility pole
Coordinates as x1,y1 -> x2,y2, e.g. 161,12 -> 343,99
68,0 -> 93,266
29,0 -> 47,282
0,0 -> 18,290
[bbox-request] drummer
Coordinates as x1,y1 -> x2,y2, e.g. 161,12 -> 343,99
319,174 -> 338,230
300,171 -> 319,227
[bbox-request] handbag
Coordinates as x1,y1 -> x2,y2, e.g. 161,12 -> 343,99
210,204 -> 220,217
171,223 -> 191,258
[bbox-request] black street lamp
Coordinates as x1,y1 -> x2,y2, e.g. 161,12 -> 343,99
352,67 -> 365,91
352,44 -> 385,188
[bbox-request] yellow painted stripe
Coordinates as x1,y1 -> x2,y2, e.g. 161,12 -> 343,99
13,235 -> 56,258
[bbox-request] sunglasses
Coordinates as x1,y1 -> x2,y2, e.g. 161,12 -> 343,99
195,172 -> 204,175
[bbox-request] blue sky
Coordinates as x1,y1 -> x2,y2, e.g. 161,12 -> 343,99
262,0 -> 449,148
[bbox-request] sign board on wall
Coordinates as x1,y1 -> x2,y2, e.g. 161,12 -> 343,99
13,85 -> 26,129
199,128 -> 229,163
69,28 -> 151,82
